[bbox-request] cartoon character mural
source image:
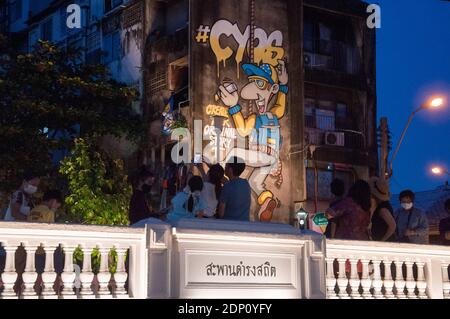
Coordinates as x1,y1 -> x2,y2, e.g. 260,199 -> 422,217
196,19 -> 288,222
217,61 -> 288,222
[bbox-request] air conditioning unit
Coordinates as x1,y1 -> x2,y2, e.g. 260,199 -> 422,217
325,132 -> 345,147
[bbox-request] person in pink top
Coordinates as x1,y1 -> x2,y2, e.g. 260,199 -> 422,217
326,180 -> 372,241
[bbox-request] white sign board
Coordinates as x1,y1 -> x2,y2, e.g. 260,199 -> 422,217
185,251 -> 296,287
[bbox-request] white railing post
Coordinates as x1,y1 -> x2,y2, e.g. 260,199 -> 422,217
22,243 -> 39,299
60,244 -> 77,299
416,260 -> 427,299
405,260 -> 417,299
336,258 -> 349,299
382,258 -> 395,299
442,263 -> 450,299
394,259 -> 406,299
113,247 -> 129,299
325,257 -> 338,299
0,242 -> 19,299
371,258 -> 384,298
360,258 -> 372,299
349,257 -> 361,299
326,240 -> 450,300
79,245 -> 95,299
97,247 -> 112,299
41,244 -> 58,299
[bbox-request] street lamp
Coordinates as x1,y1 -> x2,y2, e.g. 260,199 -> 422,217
431,166 -> 450,177
295,207 -> 309,231
389,96 -> 445,177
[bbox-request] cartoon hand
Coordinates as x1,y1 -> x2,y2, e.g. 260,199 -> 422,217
218,85 -> 239,107
277,60 -> 288,85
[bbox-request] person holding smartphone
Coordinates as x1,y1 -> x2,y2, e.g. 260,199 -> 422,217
196,162 -> 225,218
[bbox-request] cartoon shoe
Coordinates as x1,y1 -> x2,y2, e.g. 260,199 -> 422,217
258,197 -> 277,222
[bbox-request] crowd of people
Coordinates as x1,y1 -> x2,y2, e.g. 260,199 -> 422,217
129,156 -> 251,225
324,176 -> 449,245
2,172 -> 63,223
2,161 -> 450,246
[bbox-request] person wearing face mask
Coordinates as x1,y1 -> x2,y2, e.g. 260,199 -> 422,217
393,190 -> 429,244
166,176 -> 206,224
129,166 -> 157,225
4,171 -> 40,221
28,190 -> 63,223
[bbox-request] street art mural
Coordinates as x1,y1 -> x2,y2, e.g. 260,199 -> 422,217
196,19 -> 285,78
195,18 -> 288,223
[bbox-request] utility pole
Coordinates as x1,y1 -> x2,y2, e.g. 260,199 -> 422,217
378,117 -> 391,179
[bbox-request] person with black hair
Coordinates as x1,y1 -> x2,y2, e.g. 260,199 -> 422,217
28,190 -> 63,223
166,175 -> 206,224
4,171 -> 41,221
369,177 -> 396,242
324,178 -> 346,239
197,163 -> 225,218
217,157 -> 251,221
393,190 -> 429,244
325,180 -> 372,240
439,199 -> 450,245
129,166 -> 157,225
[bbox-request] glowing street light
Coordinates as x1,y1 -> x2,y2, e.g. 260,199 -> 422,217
431,166 -> 450,177
430,97 -> 444,108
389,95 -> 446,177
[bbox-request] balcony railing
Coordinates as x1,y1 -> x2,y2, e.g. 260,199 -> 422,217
326,239 -> 450,299
1,220 -> 450,299
0,222 -> 147,299
305,40 -> 361,75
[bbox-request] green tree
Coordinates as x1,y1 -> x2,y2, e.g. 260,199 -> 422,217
0,34 -> 143,194
59,138 -> 131,226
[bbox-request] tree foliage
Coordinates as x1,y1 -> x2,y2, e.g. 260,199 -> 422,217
59,138 -> 131,226
0,34 -> 142,193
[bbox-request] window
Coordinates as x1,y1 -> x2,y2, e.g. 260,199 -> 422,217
41,18 -> 53,41
306,167 -> 354,201
315,109 -> 335,131
29,27 -> 40,48
304,21 -> 314,52
104,0 -> 123,13
9,0 -> 22,23
303,9 -> 360,74
306,168 -> 333,201
59,7 -> 67,38
103,31 -> 121,63
336,103 -> 348,119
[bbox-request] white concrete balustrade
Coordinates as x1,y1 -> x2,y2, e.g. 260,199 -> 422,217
326,239 -> 450,299
2,220 -> 450,299
0,222 -> 147,299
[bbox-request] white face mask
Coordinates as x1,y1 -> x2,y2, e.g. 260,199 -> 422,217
401,203 -> 413,210
24,184 -> 38,195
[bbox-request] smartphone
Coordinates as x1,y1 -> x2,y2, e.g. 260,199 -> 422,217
215,81 -> 238,102
224,82 -> 238,94
194,153 -> 202,164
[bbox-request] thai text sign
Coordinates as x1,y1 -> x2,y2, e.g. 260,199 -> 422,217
185,251 -> 296,286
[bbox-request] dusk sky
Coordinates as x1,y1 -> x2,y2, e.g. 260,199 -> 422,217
368,0 -> 450,194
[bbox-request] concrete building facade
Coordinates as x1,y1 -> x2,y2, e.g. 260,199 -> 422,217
1,0 -> 378,228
